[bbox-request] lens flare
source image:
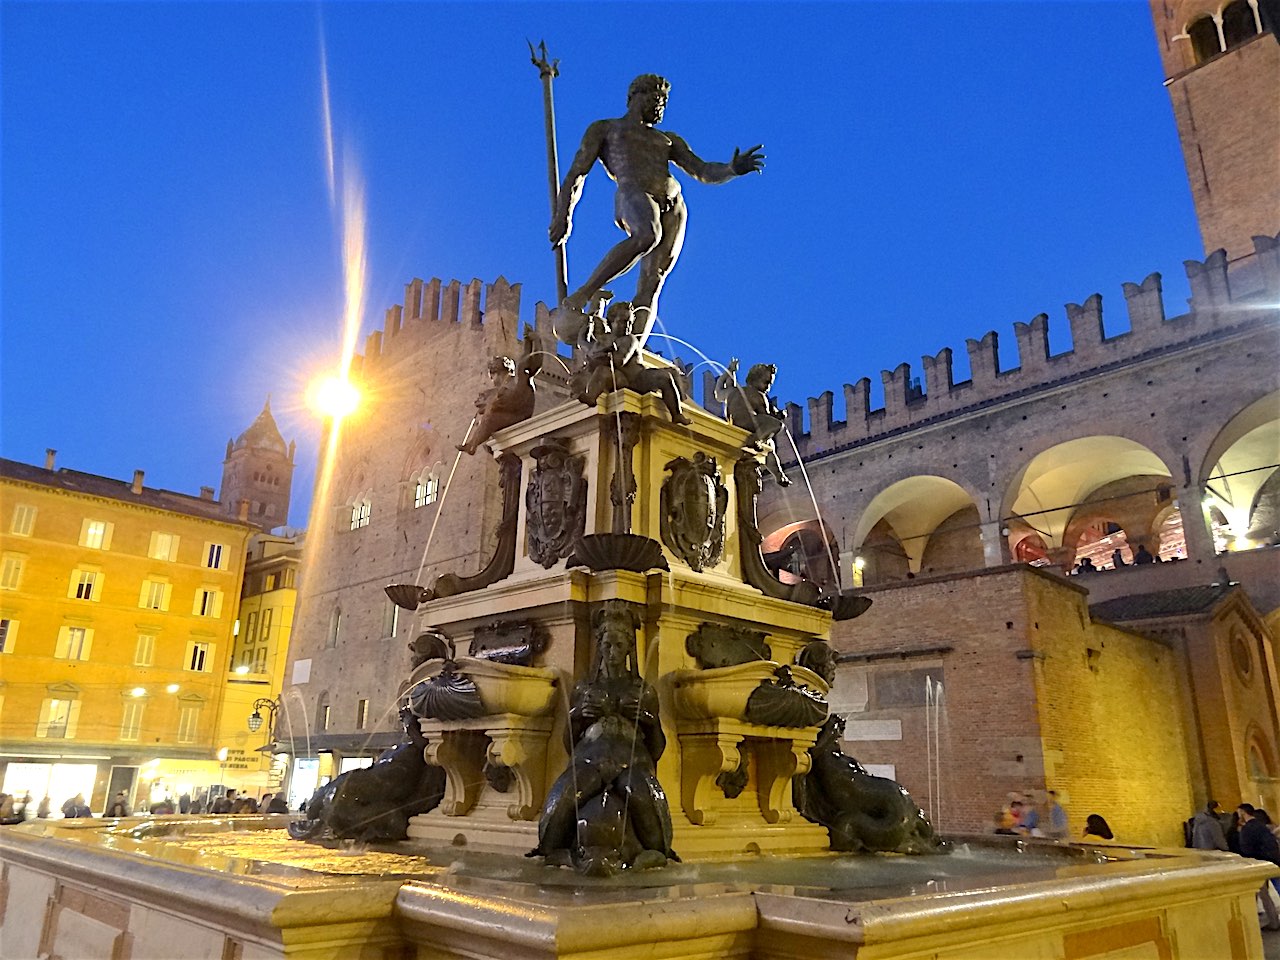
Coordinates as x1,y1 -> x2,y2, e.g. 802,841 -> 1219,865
309,375 -> 361,420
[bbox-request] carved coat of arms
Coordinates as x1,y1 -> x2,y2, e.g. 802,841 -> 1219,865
526,439 -> 587,568
660,452 -> 728,572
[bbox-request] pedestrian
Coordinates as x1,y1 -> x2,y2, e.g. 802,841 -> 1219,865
0,793 -> 17,824
105,791 -> 131,818
267,793 -> 289,814
1045,790 -> 1069,840
1021,798 -> 1041,836
211,789 -> 236,815
1237,804 -> 1280,930
1134,544 -> 1155,564
36,796 -> 52,819
1083,814 -> 1114,841
995,798 -> 1023,835
1190,800 -> 1229,850
61,793 -> 91,818
179,792 -> 191,814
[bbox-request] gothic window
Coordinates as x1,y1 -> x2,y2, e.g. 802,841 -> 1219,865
1188,15 -> 1222,63
414,473 -> 439,509
327,607 -> 341,648
350,498 -> 371,530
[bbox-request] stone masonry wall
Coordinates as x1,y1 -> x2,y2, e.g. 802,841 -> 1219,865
1024,577 -> 1194,847
830,565 -> 1194,845
283,277 -> 564,752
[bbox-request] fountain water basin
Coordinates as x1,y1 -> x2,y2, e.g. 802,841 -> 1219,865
0,817 -> 1273,960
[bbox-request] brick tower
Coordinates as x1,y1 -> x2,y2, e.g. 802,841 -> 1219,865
1149,1 -> 1279,262
219,398 -> 296,529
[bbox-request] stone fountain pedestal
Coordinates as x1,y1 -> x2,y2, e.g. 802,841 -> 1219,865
404,388 -> 832,858
2,819 -> 1275,960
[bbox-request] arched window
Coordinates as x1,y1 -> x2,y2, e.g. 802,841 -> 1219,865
327,607 -> 342,649
316,691 -> 330,732
414,472 -> 439,509
350,497 -> 371,530
1188,14 -> 1222,62
1222,0 -> 1259,47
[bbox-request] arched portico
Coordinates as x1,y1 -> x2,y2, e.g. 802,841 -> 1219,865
1200,390 -> 1280,551
1002,437 -> 1179,570
851,476 -> 983,583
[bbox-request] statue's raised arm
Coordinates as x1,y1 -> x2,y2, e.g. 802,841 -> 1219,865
668,136 -> 765,185
547,74 -> 764,348
549,121 -> 609,248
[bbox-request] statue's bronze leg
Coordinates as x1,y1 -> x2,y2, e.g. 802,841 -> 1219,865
568,190 -> 661,310
632,198 -> 687,343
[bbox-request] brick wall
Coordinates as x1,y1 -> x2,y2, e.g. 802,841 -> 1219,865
832,566 -> 1194,845
1167,35 -> 1280,261
1025,578 -> 1194,847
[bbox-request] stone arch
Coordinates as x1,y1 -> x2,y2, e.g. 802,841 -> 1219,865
1245,723 -> 1278,801
399,428 -> 437,482
1199,390 -> 1280,549
1188,12 -> 1222,61
1001,436 -> 1177,568
851,476 -> 982,580
1221,0 -> 1260,47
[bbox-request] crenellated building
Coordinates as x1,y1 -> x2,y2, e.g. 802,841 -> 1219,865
277,276 -> 575,801
754,238 -> 1279,605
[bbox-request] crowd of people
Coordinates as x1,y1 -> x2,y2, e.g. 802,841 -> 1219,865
995,795 -> 1280,931
0,788 -> 292,824
992,791 -> 1073,839
1188,800 -> 1280,929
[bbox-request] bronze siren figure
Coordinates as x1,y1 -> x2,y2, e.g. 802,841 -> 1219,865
549,74 -> 764,347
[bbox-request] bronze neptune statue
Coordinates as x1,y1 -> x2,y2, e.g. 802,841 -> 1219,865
549,74 -> 764,347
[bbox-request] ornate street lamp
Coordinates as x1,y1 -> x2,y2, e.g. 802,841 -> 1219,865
247,697 -> 278,735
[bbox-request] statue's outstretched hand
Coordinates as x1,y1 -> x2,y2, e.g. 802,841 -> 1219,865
731,145 -> 765,176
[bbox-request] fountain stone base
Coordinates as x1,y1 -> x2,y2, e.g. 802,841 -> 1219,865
1,818 -> 1274,960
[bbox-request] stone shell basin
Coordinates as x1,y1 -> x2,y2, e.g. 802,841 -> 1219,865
412,656 -> 560,717
669,660 -> 829,722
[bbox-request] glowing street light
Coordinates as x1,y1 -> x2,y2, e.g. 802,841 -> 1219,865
247,697 -> 278,735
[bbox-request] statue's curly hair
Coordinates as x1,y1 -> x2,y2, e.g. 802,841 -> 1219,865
746,363 -> 777,389
628,73 -> 670,103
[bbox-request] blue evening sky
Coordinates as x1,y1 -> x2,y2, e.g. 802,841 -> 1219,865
1,2 -> 1203,529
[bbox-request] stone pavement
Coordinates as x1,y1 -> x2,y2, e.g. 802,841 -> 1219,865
1264,925 -> 1280,960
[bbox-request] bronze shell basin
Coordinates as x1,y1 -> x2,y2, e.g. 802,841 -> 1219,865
824,591 -> 873,622
385,583 -> 431,611
567,533 -> 670,572
670,661 -> 830,723
409,656 -> 559,718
